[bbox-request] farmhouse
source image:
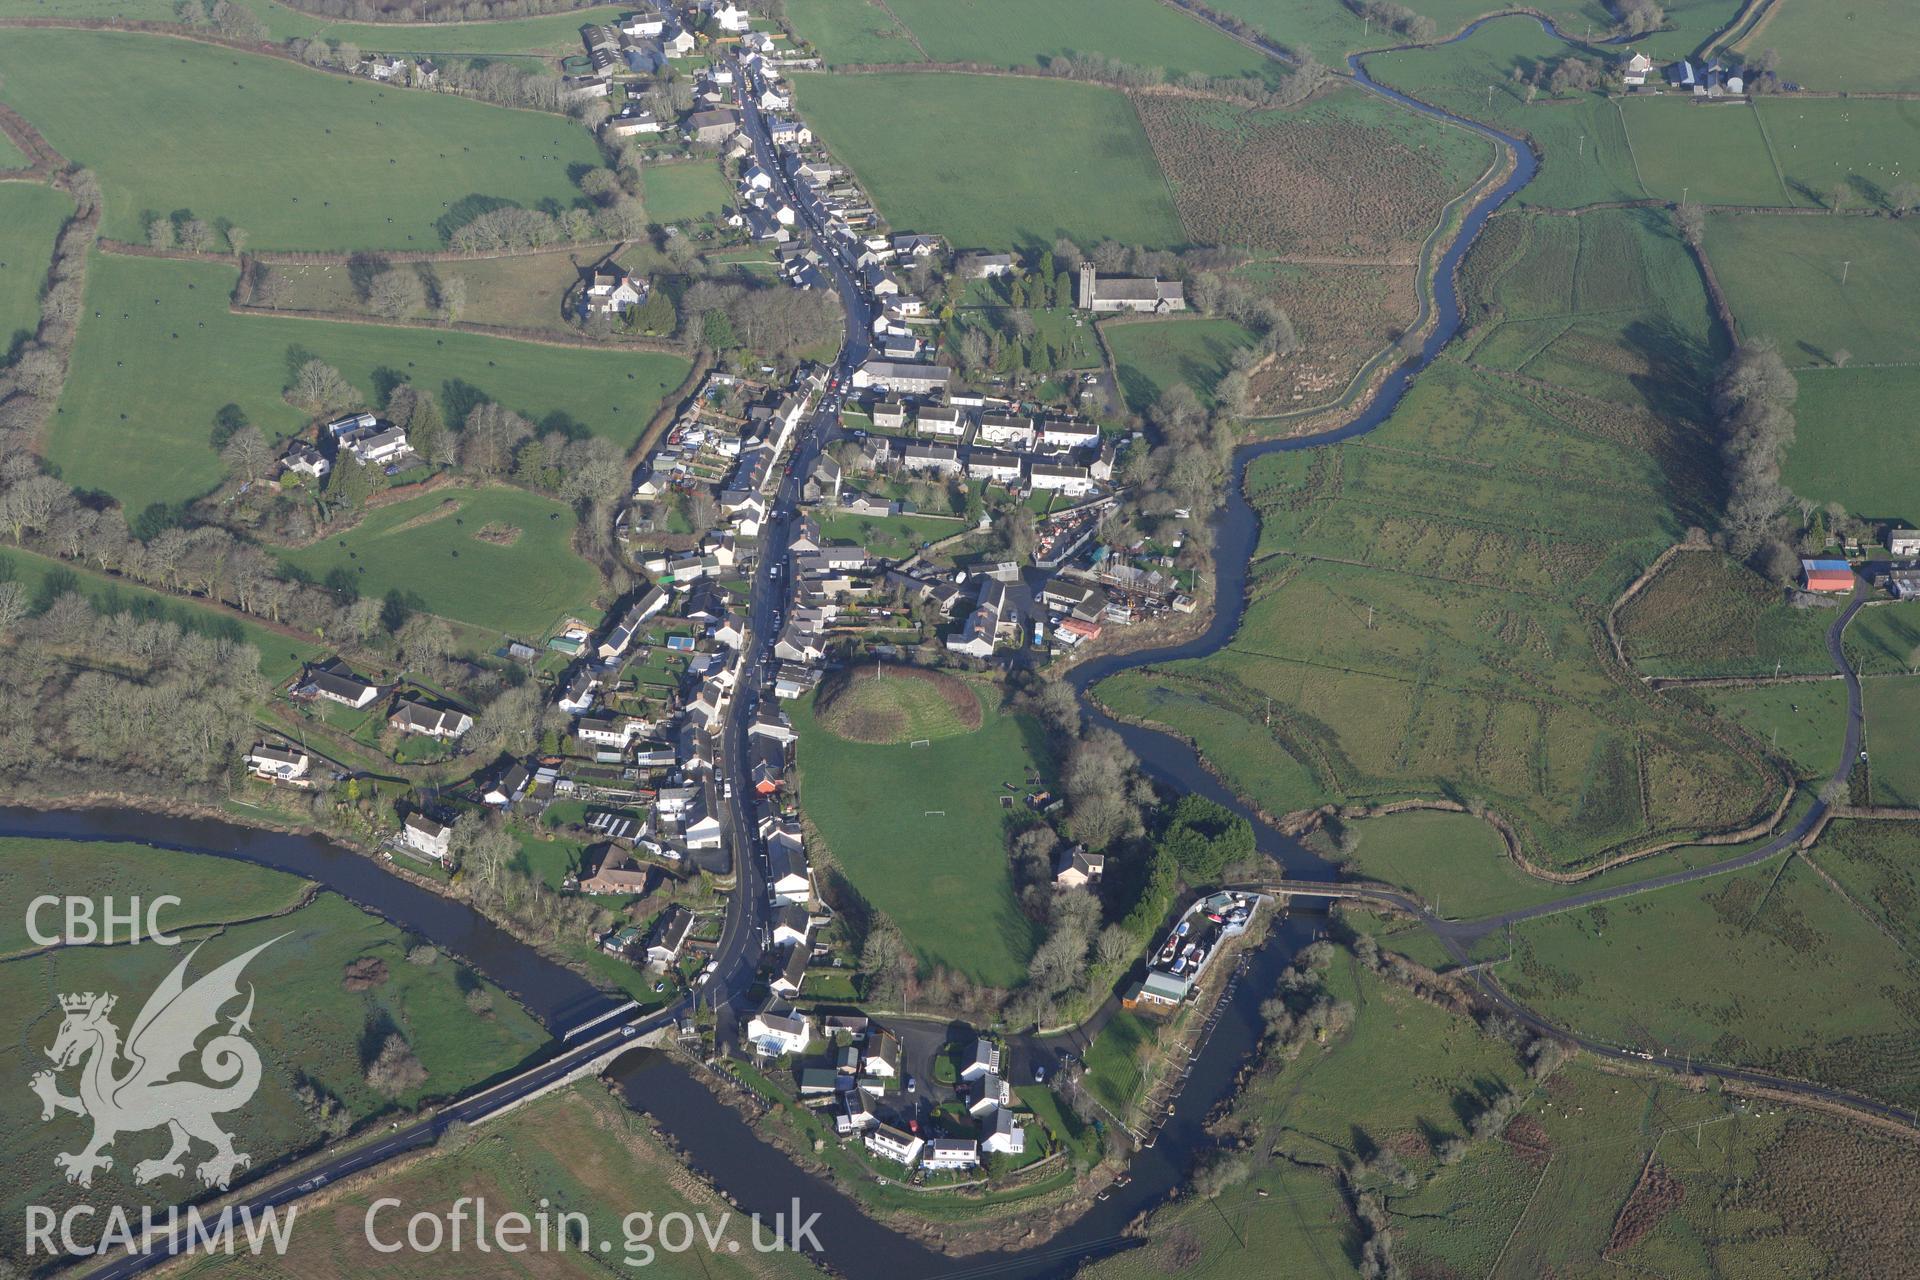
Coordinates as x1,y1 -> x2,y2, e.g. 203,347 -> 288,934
1621,51 -> 1654,86
401,813 -> 452,863
388,698 -> 471,740
1076,263 -> 1184,314
244,742 -> 309,783
1802,559 -> 1853,593
585,265 -> 648,316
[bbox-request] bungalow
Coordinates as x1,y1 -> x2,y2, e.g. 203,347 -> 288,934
796,1066 -> 840,1097
853,360 -> 951,396
644,904 -> 697,969
746,1001 -> 813,1056
863,1029 -> 902,1079
560,75 -> 613,103
581,845 -> 656,896
980,1107 -> 1025,1156
902,443 -> 961,476
960,1038 -> 1000,1082
388,698 -> 472,740
1054,845 -> 1105,888
1802,559 -> 1854,593
922,1139 -> 979,1171
1030,462 -> 1094,497
865,1123 -> 923,1167
968,449 -> 1024,484
769,943 -> 808,997
303,658 -> 380,709
400,813 -> 452,862
245,742 -> 309,783
482,762 -> 532,808
842,491 -> 898,519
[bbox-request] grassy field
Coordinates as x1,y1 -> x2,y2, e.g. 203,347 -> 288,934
1759,97 -> 1920,211
0,183 -> 68,357
1808,819 -> 1920,954
1863,675 -> 1920,805
1080,1007 -> 1156,1120
793,682 -> 1044,987
1615,550 -> 1835,679
1738,0 -> 1920,92
1100,338 -> 1781,873
788,73 -> 1186,250
817,509 -> 961,558
883,0 -> 1279,80
1784,365 -> 1920,519
256,246 -> 606,334
788,0 -> 927,65
1323,808 -> 1524,917
0,546 -> 320,678
814,665 -> 981,743
1208,0 -> 1738,64
641,161 -> 735,225
0,30 -> 602,251
1704,213 -> 1920,367
1506,857 -> 1920,1109
1138,83 -> 1494,257
1698,679 -> 1849,781
0,0 -> 629,54
179,1080 -> 821,1280
53,253 -> 688,514
1845,600 -> 1920,675
1104,315 -> 1257,413
1619,99 -> 1792,206
0,849 -> 546,1257
280,487 -> 600,636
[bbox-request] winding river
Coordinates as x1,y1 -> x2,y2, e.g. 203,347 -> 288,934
22,23 -> 1563,1280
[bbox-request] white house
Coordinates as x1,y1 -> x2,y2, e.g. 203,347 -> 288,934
865,1123 -> 923,1167
1038,419 -> 1101,450
1889,528 -> 1920,558
1621,50 -> 1654,86
620,11 -> 665,37
977,413 -> 1035,449
346,426 -> 410,467
245,742 -> 309,783
902,443 -> 960,476
281,442 -> 330,480
605,111 -> 664,138
767,829 -> 811,905
915,405 -> 966,438
852,360 -> 951,396
401,813 -> 452,862
1030,462 -> 1094,496
981,1107 -> 1025,1156
922,1139 -> 979,1171
863,1029 -> 901,1079
967,1073 -> 1009,1116
960,1038 -> 1001,1083
575,715 -> 647,749
967,450 -> 1023,484
586,268 -> 647,316
711,1 -> 750,33
304,660 -> 380,709
771,904 -> 811,948
746,1001 -> 813,1056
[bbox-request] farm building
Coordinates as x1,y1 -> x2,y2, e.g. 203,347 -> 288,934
1801,559 -> 1853,593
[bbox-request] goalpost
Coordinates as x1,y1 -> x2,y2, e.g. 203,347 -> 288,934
923,810 -> 945,818
910,738 -> 932,749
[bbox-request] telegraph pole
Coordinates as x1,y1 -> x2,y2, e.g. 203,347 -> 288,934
1841,259 -> 1852,286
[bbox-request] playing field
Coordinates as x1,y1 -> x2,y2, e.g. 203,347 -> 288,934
279,487 -> 601,637
1783,365 -> 1920,519
793,683 -> 1044,987
788,72 -> 1187,250
884,0 -> 1279,81
0,183 -> 69,356
0,842 -> 545,1258
640,161 -> 734,224
53,253 -> 688,514
1705,213 -> 1920,367
813,665 -> 983,743
1737,0 -> 1920,93
0,29 -> 603,251
1104,315 -> 1257,413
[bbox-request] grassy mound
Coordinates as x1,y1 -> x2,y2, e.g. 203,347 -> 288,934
814,664 -> 983,744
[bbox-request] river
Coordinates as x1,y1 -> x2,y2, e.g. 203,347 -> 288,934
24,23 -> 1554,1280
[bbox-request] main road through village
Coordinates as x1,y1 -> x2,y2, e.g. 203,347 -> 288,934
72,17 -> 1913,1279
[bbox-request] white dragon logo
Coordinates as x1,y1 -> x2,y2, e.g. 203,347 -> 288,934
30,936 -> 281,1191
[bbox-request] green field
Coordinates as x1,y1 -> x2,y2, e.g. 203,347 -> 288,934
1739,0 -> 1920,92
1615,550 -> 1834,679
258,244 -> 626,334
1809,819 -> 1920,954
0,182 -> 69,356
1698,678 -> 1850,781
787,0 -> 925,64
279,487 -> 601,636
1209,0 -> 1738,64
0,844 -> 545,1257
793,682 -> 1044,987
1863,675 -> 1920,805
181,1081 -> 820,1280
1507,858 -> 1920,1109
641,161 -> 734,225
1104,315 -> 1257,413
53,253 -> 688,514
1705,213 -> 1920,367
1620,98 -> 1792,206
788,72 -> 1186,250
884,0 -> 1278,80
0,546 -> 320,679
1845,600 -> 1920,675
1322,809 -> 1527,917
1784,366 -> 1920,519
0,0 -> 629,54
0,30 -> 602,251
816,509 -> 962,558
1760,97 -> 1920,211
